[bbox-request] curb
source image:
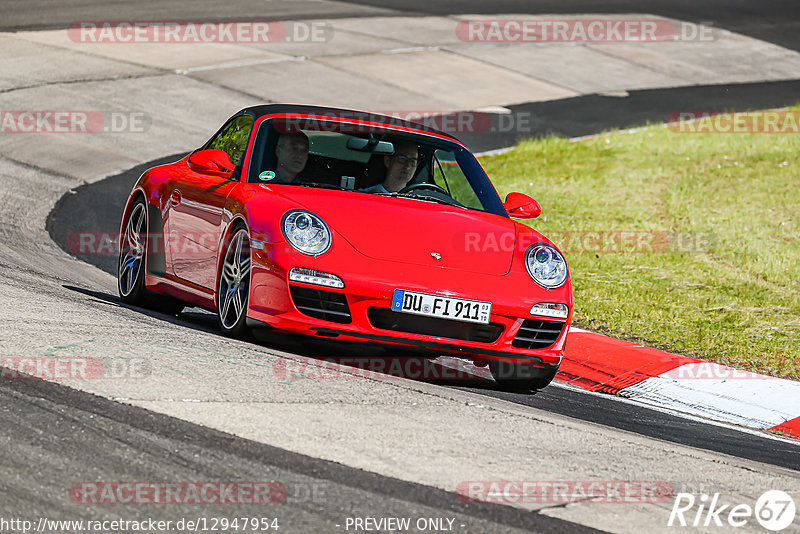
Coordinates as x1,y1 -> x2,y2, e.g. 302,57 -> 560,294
558,327 -> 800,440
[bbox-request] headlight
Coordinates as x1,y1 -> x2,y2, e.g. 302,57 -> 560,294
525,243 -> 568,288
282,210 -> 331,255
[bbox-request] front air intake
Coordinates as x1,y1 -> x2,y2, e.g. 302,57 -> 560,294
367,307 -> 503,343
511,319 -> 565,349
289,285 -> 352,324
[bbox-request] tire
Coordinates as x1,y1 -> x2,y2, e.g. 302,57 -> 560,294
217,225 -> 252,338
118,199 -> 149,305
118,197 -> 184,315
489,360 -> 558,392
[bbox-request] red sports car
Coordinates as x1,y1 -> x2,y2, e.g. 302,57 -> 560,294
118,105 -> 572,390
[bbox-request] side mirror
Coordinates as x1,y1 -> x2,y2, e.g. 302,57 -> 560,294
504,192 -> 541,219
188,149 -> 235,178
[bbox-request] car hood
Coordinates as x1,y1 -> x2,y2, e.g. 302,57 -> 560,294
271,187 -> 518,276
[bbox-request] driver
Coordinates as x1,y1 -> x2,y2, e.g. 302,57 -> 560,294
273,132 -> 309,183
361,142 -> 419,194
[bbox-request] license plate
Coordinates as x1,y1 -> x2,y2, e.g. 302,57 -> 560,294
391,290 -> 491,324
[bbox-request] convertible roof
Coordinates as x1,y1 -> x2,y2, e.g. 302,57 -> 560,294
240,104 -> 456,140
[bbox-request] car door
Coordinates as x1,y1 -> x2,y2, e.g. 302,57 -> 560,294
168,115 -> 254,289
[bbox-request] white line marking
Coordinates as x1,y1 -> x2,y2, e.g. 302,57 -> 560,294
551,380 -> 800,445
381,46 -> 441,54
475,146 -> 514,158
175,55 -> 307,75
568,326 -> 591,333
619,364 -> 800,429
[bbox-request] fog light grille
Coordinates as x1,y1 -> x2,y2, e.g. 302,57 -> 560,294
511,319 -> 564,349
289,285 -> 351,324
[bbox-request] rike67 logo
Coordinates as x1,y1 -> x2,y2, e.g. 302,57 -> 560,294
669,490 -> 796,531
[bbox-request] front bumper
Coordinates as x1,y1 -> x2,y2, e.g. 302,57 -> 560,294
247,242 -> 571,367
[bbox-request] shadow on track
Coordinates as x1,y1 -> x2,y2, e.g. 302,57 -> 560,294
62,284 -> 516,392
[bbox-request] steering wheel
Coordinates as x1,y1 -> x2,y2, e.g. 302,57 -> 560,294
399,182 -> 449,196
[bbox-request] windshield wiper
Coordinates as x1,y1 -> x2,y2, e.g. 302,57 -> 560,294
396,193 -> 465,208
288,184 -> 467,209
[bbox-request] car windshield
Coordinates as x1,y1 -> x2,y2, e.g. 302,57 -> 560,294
247,117 -> 507,217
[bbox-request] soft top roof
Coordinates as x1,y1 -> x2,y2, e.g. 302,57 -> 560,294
239,104 -> 456,141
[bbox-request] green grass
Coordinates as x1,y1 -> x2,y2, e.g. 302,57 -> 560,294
480,107 -> 800,379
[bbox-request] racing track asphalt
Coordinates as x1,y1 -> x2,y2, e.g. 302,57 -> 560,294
339,0 -> 800,53
0,365 -> 598,534
3,0 -> 799,54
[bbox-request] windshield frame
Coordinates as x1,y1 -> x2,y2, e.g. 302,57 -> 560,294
244,115 -> 508,218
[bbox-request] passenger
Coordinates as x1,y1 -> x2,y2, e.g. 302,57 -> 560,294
361,142 -> 419,194
273,132 -> 309,183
